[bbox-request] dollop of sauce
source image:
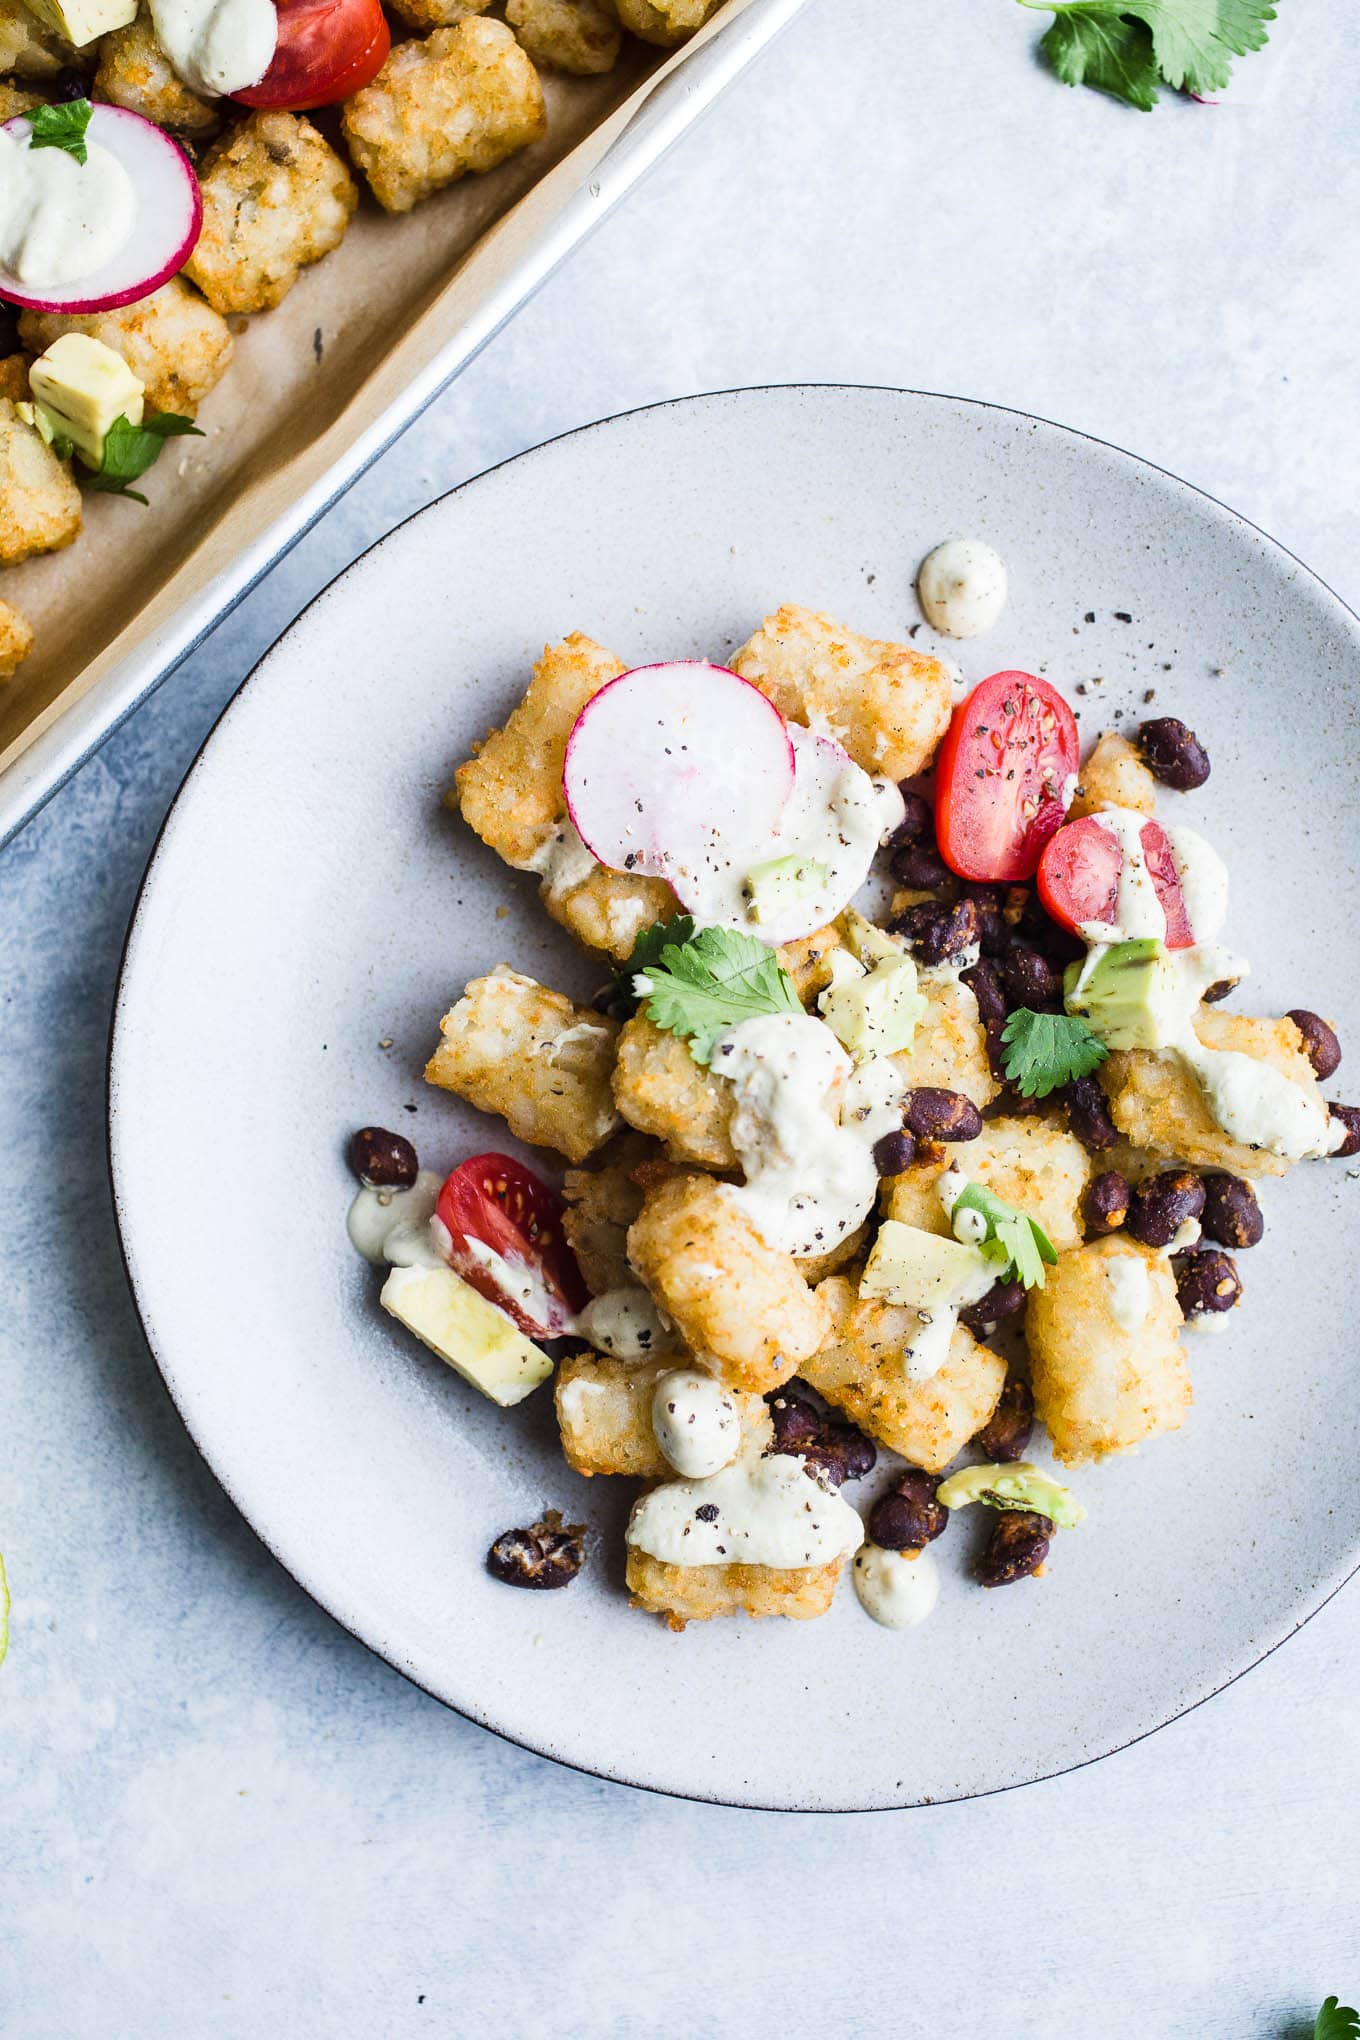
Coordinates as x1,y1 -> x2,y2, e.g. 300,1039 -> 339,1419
0,128 -> 135,287
461,1235 -> 571,1332
1105,1251 -> 1151,1332
526,815 -> 599,897
347,1169 -> 449,1270
626,1452 -> 863,1569
578,1285 -> 673,1360
150,0 -> 277,96
650,1368 -> 744,1478
714,1010 -> 903,1257
852,1543 -> 940,1629
917,539 -> 1008,639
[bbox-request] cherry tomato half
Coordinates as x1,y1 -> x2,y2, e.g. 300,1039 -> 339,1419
232,0 -> 389,111
435,1152 -> 588,1339
934,671 -> 1079,883
1037,814 -> 1195,948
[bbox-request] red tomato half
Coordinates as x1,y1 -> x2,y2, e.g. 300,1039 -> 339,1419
1037,815 -> 1195,948
232,0 -> 389,110
934,671 -> 1080,882
435,1153 -> 587,1339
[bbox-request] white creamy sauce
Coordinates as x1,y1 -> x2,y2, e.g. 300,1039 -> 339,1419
461,1236 -> 569,1332
852,1544 -> 940,1629
626,1451 -> 863,1569
1077,807 -> 1167,947
713,1010 -> 903,1257
526,816 -> 599,898
1105,1252 -> 1151,1333
650,1368 -> 744,1478
917,539 -> 1008,639
150,0 -> 276,97
347,1169 -> 448,1270
1166,824 -> 1229,943
0,130 -> 135,288
578,1285 -> 673,1360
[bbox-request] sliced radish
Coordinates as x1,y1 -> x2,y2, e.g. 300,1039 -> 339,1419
563,661 -> 796,897
0,106 -> 201,316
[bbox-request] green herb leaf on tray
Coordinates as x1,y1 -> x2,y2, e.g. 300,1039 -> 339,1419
1315,2000 -> 1360,2040
1001,1006 -> 1109,1098
23,99 -> 93,164
1018,0 -> 1276,109
638,924 -> 801,1065
84,411 -> 203,503
953,1180 -> 1058,1291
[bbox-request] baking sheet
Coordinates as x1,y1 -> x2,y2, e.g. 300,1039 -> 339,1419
0,0 -> 808,842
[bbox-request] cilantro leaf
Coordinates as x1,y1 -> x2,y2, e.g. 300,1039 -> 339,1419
610,914 -> 696,1014
953,1181 -> 1058,1291
83,411 -> 203,503
1018,0 -> 1275,107
1001,1007 -> 1108,1098
23,99 -> 93,164
640,924 -> 801,1065
1316,2001 -> 1360,2040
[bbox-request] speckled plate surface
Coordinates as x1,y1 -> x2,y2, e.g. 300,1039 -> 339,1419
109,387 -> 1360,1811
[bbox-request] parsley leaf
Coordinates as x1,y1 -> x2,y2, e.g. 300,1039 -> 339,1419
1001,1007 -> 1109,1098
23,99 -> 93,165
953,1181 -> 1058,1291
84,411 -> 203,503
1018,0 -> 1275,107
639,924 -> 801,1065
1316,2001 -> 1360,2040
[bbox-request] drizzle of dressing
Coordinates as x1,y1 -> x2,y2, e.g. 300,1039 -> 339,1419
713,1010 -> 904,1257
347,1169 -> 448,1269
0,129 -> 135,287
852,1544 -> 940,1629
626,1451 -> 863,1569
150,0 -> 277,96
650,1368 -> 744,1478
578,1286 -> 673,1360
917,539 -> 1008,639
526,816 -> 599,898
460,1235 -> 572,1333
1105,1252 -> 1151,1332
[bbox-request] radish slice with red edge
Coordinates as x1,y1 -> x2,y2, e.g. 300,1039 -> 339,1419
563,661 -> 796,897
1038,813 -> 1196,948
0,106 -> 201,316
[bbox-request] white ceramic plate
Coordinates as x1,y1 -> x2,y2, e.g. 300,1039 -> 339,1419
110,387 -> 1360,1811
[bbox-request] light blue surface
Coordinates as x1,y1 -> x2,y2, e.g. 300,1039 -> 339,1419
3,2 -> 1358,2032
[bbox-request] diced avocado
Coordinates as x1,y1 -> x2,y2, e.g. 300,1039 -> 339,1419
937,1461 -> 1086,1528
860,1220 -> 991,1310
28,335 -> 144,469
840,906 -> 903,966
380,1263 -> 554,1408
20,0 -> 136,46
743,854 -> 829,926
819,952 -> 927,1062
1065,936 -> 1181,1052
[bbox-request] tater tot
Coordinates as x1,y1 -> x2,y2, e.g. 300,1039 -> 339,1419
506,0 -> 620,72
625,1548 -> 843,1628
1068,730 -> 1158,819
611,0 -> 722,45
611,1014 -> 738,1169
627,1174 -> 830,1394
802,1279 -> 1006,1471
732,604 -> 953,781
778,921 -> 852,1006
94,9 -> 220,137
1027,1236 -> 1191,1464
1101,1010 -> 1326,1179
892,972 -> 1000,1110
883,1115 -> 1091,1253
0,0 -> 68,76
186,111 -> 357,315
560,1134 -> 654,1294
0,400 -> 80,566
0,597 -> 35,680
425,966 -> 620,1162
556,1352 -> 769,1479
20,278 -> 233,418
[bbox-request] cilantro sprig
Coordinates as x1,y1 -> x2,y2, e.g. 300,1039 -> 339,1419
1018,0 -> 1276,110
84,411 -> 203,504
634,922 -> 801,1065
953,1181 -> 1058,1291
610,914 -> 695,1015
23,99 -> 93,164
1316,2001 -> 1360,2040
1001,1007 -> 1108,1099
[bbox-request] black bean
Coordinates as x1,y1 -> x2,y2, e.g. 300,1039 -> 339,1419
766,1386 -> 876,1486
54,65 -> 93,100
890,788 -> 933,846
962,959 -> 1009,1078
1083,1169 -> 1129,1235
959,1278 -> 1026,1333
891,842 -> 957,893
591,982 -> 630,1019
976,1510 -> 1052,1587
1199,1172 -> 1263,1249
1126,1170 -> 1205,1249
348,1125 -> 419,1188
487,1513 -> 586,1589
1202,977 -> 1240,1004
1137,716 -> 1211,790
905,1087 -> 983,1143
868,1471 -> 947,1551
1328,1104 -> 1360,1158
962,885 -> 1012,957
1018,892 -> 1087,966
872,1129 -> 917,1176
889,898 -> 979,966
1173,1248 -> 1242,1319
1001,945 -> 1064,1010
1062,1075 -> 1119,1152
975,1376 -> 1035,1463
1286,1009 -> 1342,1080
